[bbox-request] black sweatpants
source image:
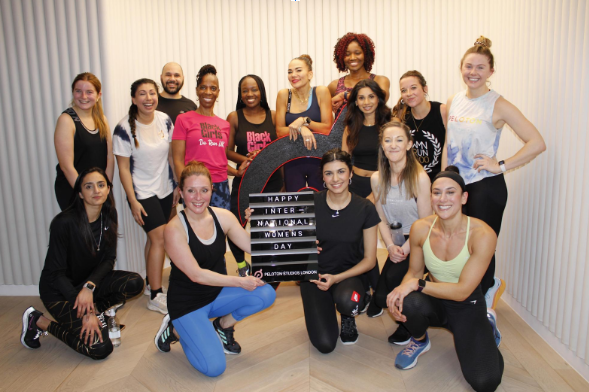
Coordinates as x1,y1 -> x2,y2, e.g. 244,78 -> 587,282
300,277 -> 364,354
42,270 -> 144,360
465,174 -> 508,293
402,287 -> 504,392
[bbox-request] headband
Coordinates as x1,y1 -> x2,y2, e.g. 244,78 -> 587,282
433,171 -> 466,192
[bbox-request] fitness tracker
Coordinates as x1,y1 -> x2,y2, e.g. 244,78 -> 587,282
417,279 -> 426,292
498,160 -> 506,173
84,282 -> 96,293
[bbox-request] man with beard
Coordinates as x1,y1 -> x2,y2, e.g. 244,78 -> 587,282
158,62 -> 197,124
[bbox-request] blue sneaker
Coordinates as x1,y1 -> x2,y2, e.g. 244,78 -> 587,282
394,333 -> 431,370
487,309 -> 502,347
484,277 -> 506,309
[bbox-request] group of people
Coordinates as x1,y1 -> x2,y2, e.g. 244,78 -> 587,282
19,32 -> 545,391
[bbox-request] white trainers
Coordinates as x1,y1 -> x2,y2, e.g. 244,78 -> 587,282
147,293 -> 168,315
144,283 -> 151,296
484,277 -> 506,309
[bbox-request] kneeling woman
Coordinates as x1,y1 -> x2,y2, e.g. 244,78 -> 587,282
300,149 -> 380,353
154,161 -> 276,377
388,167 -> 503,391
21,168 -> 144,359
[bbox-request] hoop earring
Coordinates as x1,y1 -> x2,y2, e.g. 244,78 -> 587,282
400,99 -> 404,105
349,178 -> 352,185
323,182 -> 327,188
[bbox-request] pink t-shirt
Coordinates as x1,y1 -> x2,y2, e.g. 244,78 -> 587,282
173,112 -> 230,183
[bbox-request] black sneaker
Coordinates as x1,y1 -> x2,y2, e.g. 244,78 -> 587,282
339,315 -> 359,345
213,317 -> 241,355
21,306 -> 46,349
155,314 -> 178,353
388,324 -> 411,346
360,293 -> 371,313
366,297 -> 384,318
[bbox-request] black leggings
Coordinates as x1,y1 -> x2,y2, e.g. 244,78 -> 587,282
465,174 -> 508,293
300,277 -> 364,354
402,287 -> 504,392
373,255 -> 410,309
42,270 -> 143,360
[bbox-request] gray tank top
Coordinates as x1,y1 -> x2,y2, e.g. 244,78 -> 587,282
382,183 -> 419,235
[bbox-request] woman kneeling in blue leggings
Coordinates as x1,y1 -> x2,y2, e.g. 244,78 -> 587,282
154,160 -> 275,377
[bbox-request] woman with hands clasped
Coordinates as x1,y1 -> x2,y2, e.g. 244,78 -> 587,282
22,168 -> 143,359
298,149 -> 380,353
387,166 -> 504,392
153,161 -> 275,377
276,54 -> 333,192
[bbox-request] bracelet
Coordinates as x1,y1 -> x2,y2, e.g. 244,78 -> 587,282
386,244 -> 395,250
297,126 -> 302,134
344,91 -> 349,101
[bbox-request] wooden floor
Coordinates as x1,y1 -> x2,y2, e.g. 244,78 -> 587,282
2,249 -> 588,392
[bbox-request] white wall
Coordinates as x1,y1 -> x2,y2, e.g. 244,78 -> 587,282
1,0 -> 588,379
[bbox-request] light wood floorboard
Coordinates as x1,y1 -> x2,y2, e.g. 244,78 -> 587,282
2,249 -> 588,391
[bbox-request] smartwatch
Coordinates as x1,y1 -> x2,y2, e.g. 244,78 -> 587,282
84,282 -> 96,293
498,160 -> 507,173
417,279 -> 426,292
304,117 -> 312,126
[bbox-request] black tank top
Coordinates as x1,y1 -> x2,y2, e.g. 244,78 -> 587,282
285,87 -> 322,125
233,109 -> 282,190
352,125 -> 379,171
167,208 -> 227,320
55,108 -> 108,188
406,101 -> 446,181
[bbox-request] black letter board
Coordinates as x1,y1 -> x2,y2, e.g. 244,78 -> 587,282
249,191 -> 318,282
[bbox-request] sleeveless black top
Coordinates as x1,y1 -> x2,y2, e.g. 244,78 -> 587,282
167,208 -> 227,320
233,109 -> 282,191
351,125 -> 379,171
54,108 -> 108,210
405,101 -> 446,181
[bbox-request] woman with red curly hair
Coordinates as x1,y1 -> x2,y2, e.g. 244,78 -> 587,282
328,33 -> 391,118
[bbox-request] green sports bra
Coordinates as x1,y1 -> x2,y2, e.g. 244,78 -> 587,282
423,216 -> 471,283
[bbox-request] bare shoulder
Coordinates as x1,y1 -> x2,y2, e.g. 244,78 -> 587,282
327,79 -> 338,95
277,88 -> 289,100
468,217 -> 497,242
164,215 -> 185,237
410,215 -> 437,240
226,111 -> 238,125
439,103 -> 447,119
55,112 -> 75,129
374,74 -> 391,85
211,207 -> 238,232
316,85 -> 331,98
417,169 -> 432,187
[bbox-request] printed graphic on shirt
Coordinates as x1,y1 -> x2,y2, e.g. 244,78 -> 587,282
410,129 -> 442,173
247,131 -> 272,152
200,122 -> 226,148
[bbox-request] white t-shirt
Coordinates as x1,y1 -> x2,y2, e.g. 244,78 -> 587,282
113,110 -> 174,200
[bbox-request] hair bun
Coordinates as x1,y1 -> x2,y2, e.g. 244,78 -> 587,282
444,165 -> 461,174
198,64 -> 217,75
474,36 -> 492,48
299,54 -> 313,65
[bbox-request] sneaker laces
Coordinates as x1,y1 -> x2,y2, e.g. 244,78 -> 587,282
33,329 -> 48,340
153,293 -> 167,305
401,339 -> 423,356
341,316 -> 356,335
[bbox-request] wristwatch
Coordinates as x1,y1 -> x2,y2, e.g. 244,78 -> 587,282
84,282 -> 96,292
498,160 -> 507,173
304,117 -> 312,126
417,279 -> 426,292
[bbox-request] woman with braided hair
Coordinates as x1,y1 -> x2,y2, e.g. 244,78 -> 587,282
328,32 -> 391,117
443,36 -> 545,309
113,78 -> 179,314
173,64 -> 233,210
393,70 -> 446,182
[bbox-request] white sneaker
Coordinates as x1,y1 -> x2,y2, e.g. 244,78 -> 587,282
484,277 -> 506,309
144,283 -> 151,296
147,293 -> 168,315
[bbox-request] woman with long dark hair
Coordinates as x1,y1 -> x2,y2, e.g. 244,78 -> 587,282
21,168 -> 143,359
226,74 -> 282,270
113,78 -> 178,314
443,36 -> 546,308
54,72 -> 114,210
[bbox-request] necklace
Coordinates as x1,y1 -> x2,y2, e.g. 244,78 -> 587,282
293,87 -> 311,105
92,213 -> 103,251
411,102 -> 431,133
326,191 -> 351,218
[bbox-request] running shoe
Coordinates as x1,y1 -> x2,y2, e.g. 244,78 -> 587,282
213,317 -> 241,354
366,296 -> 384,318
487,308 -> 502,347
484,277 -> 506,309
147,292 -> 168,315
21,306 -> 47,349
394,334 -> 431,370
339,315 -> 359,345
155,314 -> 178,353
360,293 -> 372,313
144,283 -> 151,296
388,324 -> 412,346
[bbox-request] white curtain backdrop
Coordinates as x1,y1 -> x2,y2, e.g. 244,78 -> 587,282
1,0 -> 588,378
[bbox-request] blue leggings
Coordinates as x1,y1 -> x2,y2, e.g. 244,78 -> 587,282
173,285 -> 276,377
